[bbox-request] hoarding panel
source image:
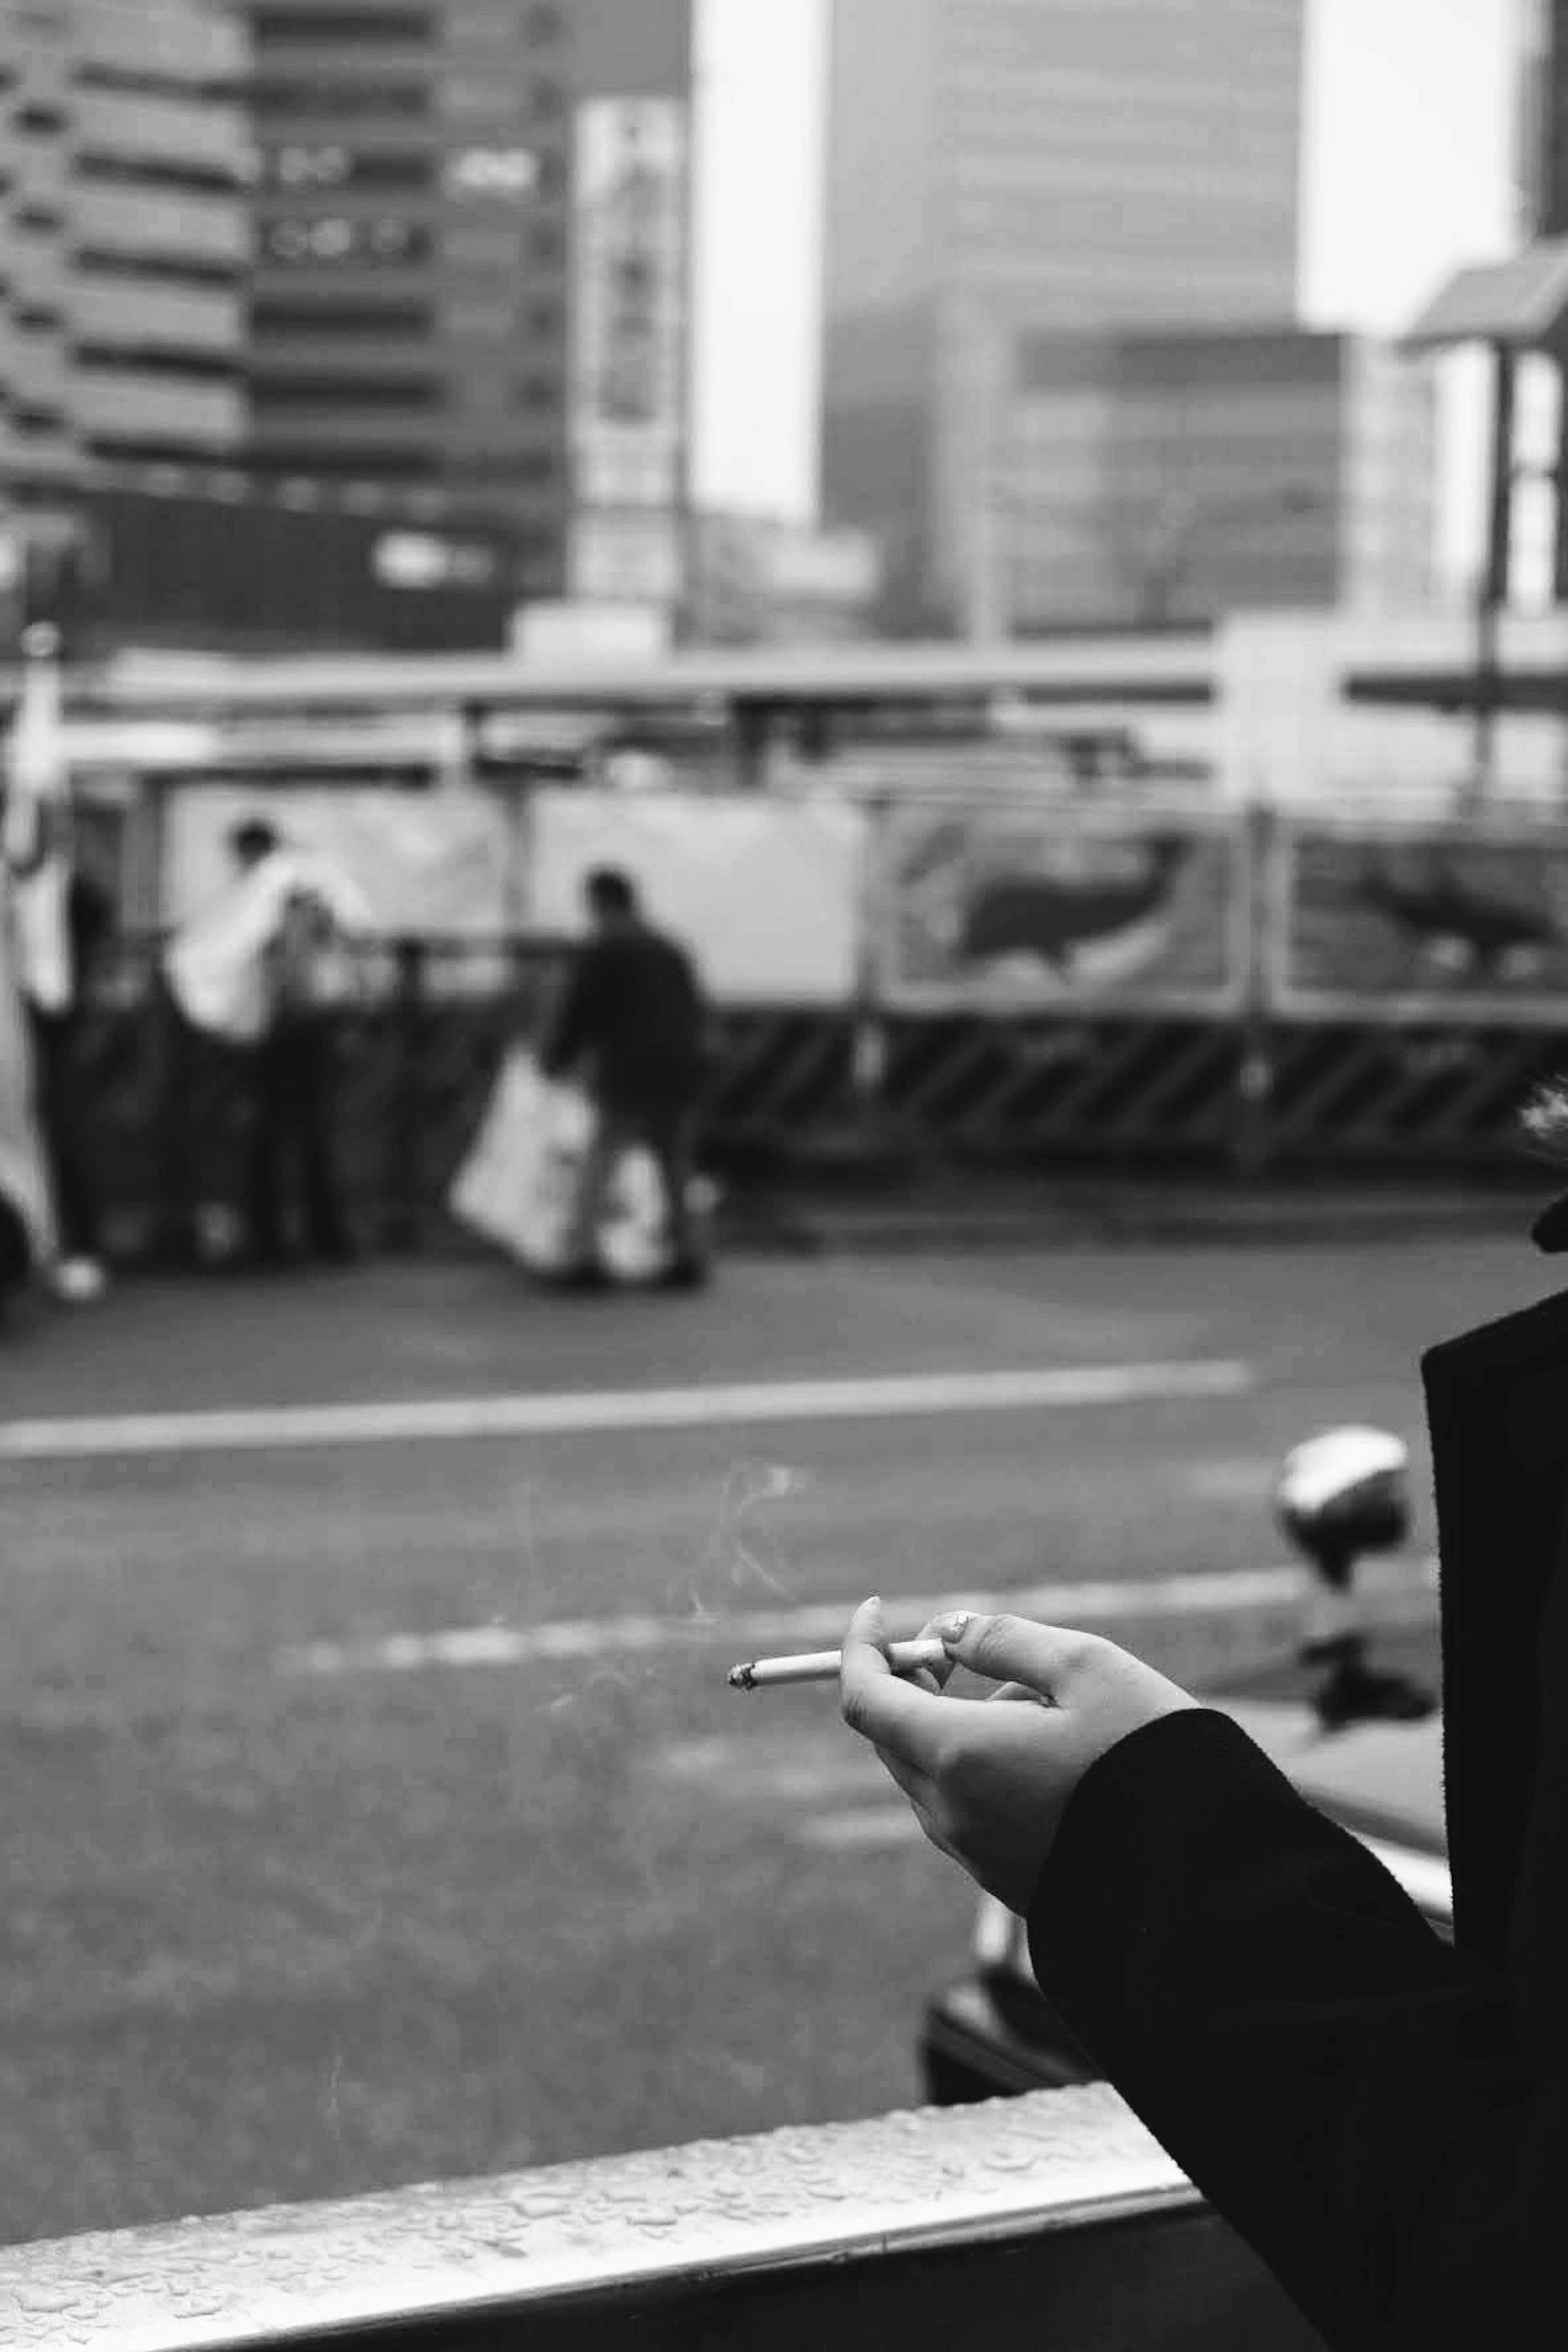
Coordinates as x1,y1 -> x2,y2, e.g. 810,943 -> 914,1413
874,799 -> 1246,1013
1272,813 -> 1568,1026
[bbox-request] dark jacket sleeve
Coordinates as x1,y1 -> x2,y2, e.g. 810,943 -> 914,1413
537,948 -> 603,1080
1027,1708 -> 1565,2352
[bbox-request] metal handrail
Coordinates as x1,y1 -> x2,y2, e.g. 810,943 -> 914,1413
0,2085 -> 1321,2350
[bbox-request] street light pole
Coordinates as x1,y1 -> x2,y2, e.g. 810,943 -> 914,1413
1467,339 -> 1518,813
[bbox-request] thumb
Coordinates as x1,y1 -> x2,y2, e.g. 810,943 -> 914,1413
934,1611 -> 1099,1701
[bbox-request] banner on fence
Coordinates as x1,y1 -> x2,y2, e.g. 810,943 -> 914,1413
164,782 -> 517,938
523,789 -> 865,1005
1272,817 -> 1568,1023
872,801 -> 1245,1011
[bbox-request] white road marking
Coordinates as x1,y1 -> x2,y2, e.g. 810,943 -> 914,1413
283,1555 -> 1437,1679
795,1809 -> 921,1853
0,1359 -> 1255,1462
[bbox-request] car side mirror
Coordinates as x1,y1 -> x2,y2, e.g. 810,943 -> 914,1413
1275,1425 -> 1410,1579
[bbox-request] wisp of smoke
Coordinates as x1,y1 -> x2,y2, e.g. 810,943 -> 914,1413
680,1459 -> 811,1614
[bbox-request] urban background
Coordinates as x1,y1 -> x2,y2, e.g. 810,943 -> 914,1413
4,1 -> 1568,2333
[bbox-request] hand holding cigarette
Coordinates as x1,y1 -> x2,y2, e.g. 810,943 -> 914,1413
835,1599 -> 1202,1912
729,1638 -> 949,1692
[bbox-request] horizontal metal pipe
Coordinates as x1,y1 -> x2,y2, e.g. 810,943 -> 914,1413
0,2086 -> 1227,2351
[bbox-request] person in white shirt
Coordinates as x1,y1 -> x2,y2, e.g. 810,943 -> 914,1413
165,817 -> 368,1268
2,783 -> 113,1302
2,626 -> 112,1303
0,872 -> 52,1311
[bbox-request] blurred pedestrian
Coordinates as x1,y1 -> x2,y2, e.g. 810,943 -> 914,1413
838,1120 -> 1568,2350
539,866 -> 710,1290
165,816 -> 368,1269
1,625 -> 113,1303
0,858 -> 51,1318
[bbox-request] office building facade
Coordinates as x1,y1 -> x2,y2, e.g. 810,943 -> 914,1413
0,0 -> 251,486
1000,326 -> 1436,633
822,0 -> 1307,632
248,0 -> 694,603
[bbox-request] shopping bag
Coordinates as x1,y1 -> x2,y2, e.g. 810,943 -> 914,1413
449,1049 -> 693,1281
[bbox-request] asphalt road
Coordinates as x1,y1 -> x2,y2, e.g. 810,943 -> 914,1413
0,1232 -> 1551,2249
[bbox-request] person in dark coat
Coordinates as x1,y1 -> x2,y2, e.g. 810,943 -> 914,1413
840,1117 -> 1568,2352
539,866 -> 710,1289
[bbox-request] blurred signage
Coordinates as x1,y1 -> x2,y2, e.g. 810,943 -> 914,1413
570,96 -> 687,510
372,532 -> 502,591
510,599 -> 673,663
526,787 -> 866,1004
1272,815 -> 1568,1024
568,512 -> 683,607
875,802 -> 1245,1012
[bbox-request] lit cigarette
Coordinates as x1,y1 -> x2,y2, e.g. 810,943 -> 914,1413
728,1638 -> 949,1692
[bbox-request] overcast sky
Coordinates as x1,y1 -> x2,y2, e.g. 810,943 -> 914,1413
692,0 -> 1526,572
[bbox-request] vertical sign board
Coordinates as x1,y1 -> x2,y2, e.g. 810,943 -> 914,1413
569,96 -> 689,607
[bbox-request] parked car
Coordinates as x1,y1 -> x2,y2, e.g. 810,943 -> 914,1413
921,1424 -> 1446,2104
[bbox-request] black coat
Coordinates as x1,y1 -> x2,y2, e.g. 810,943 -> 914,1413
539,923 -> 706,1108
1027,1204 -> 1568,2352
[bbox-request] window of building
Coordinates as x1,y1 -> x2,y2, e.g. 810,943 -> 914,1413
264,216 -> 427,264
529,223 -> 564,267
518,372 -> 559,410
446,146 -> 540,200
452,4 -> 522,43
74,342 -> 240,382
445,222 -> 518,268
252,300 -> 433,337
76,151 -> 248,194
253,446 -> 435,477
76,248 -> 243,287
256,374 -> 438,408
14,102 -> 67,131
447,299 -> 516,339
273,143 -> 351,187
256,78 -> 428,117
253,9 -> 432,43
442,77 -> 515,121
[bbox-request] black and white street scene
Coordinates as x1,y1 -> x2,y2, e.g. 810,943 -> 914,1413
2,4 -> 1567,2348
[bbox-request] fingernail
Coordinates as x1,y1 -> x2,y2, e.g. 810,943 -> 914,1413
931,1611 -> 972,1642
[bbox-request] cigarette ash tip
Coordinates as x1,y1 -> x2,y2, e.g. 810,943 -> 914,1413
727,1663 -> 757,1691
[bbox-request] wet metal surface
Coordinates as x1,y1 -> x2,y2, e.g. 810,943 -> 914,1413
0,2086 -> 1191,2349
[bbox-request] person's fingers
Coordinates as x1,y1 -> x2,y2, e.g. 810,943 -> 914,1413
907,1614 -> 967,1693
840,1598 -> 954,1768
936,1611 -> 1101,1700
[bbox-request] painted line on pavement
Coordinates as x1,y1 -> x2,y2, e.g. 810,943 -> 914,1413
0,1358 -> 1255,1462
282,1554 -> 1437,1679
796,1809 -> 919,1853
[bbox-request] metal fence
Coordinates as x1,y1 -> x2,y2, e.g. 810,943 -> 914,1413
72,936 -> 1563,1262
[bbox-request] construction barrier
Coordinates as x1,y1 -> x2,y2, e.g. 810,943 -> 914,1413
59,791 -> 1568,1253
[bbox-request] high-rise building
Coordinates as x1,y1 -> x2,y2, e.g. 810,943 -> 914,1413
247,0 -> 694,604
822,0 -> 1307,632
0,0 -> 251,486
1001,326 -> 1436,633
1530,0 -> 1568,233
